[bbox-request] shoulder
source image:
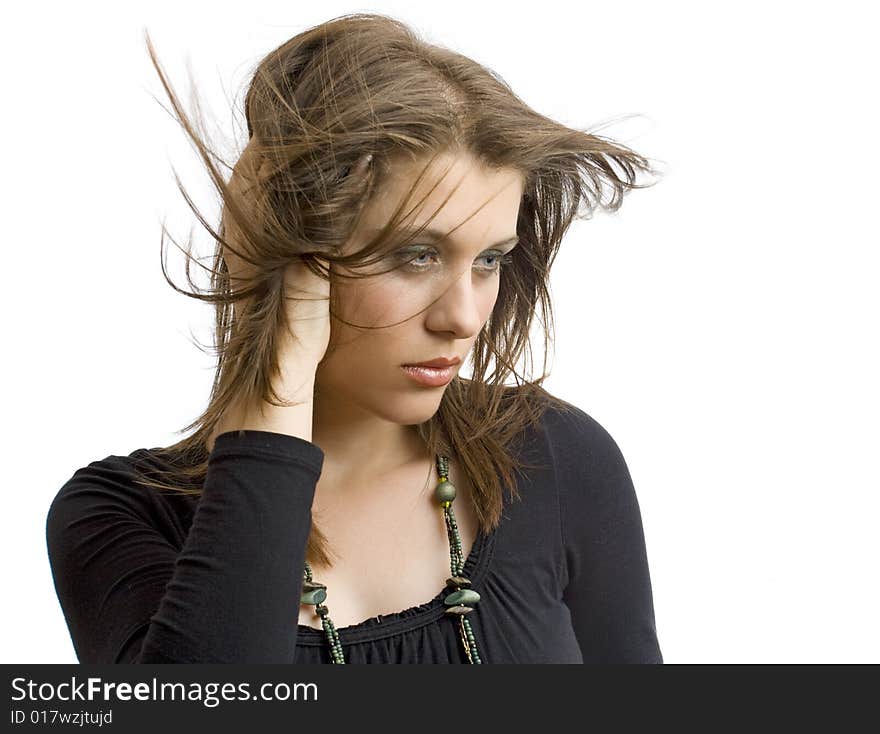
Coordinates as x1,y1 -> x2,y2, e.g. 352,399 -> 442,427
528,391 -> 628,471
490,384 -> 628,477
45,446 -> 189,548
492,384 -> 634,504
538,393 -> 615,443
527,392 -> 636,510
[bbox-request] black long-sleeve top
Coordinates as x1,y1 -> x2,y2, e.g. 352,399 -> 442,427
46,398 -> 663,663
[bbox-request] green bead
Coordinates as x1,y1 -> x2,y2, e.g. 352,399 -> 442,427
302,580 -> 326,592
434,479 -> 457,504
301,587 -> 327,605
444,588 -> 480,606
446,575 -> 471,588
445,605 -> 474,615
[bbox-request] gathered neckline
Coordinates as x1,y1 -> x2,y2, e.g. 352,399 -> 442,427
295,521 -> 497,645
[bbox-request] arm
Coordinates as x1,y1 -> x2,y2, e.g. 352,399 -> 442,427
46,429 -> 323,663
549,403 -> 663,663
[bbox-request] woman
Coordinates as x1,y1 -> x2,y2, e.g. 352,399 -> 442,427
46,12 -> 663,663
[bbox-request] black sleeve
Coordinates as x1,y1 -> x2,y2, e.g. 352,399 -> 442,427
549,404 -> 663,663
46,430 -> 323,663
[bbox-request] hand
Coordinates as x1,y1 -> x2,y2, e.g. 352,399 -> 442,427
206,256 -> 329,452
222,142 -> 332,376
277,254 -> 332,372
206,145 -> 333,450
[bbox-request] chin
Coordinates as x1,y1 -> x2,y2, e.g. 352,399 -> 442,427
379,392 -> 445,424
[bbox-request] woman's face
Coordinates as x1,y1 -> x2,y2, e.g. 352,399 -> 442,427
314,149 -> 525,425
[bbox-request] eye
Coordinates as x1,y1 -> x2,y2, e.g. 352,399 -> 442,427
479,252 -> 515,271
398,247 -> 514,275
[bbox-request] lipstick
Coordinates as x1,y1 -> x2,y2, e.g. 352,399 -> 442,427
401,364 -> 456,387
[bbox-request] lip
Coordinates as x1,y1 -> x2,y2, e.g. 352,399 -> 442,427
401,364 -> 457,387
402,356 -> 461,368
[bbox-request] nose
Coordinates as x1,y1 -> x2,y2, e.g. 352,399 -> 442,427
422,265 -> 492,339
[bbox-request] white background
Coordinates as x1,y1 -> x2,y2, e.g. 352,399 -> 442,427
2,1 -> 877,663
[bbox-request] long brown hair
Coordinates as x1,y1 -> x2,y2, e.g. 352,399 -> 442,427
131,12 -> 662,567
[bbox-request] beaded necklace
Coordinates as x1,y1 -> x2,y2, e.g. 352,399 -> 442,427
300,453 -> 483,663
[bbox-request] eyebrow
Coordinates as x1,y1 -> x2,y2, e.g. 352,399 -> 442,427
375,225 -> 520,250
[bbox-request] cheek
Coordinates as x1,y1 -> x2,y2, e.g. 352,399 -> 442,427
476,280 -> 502,318
334,282 -> 412,327
335,274 -> 436,326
